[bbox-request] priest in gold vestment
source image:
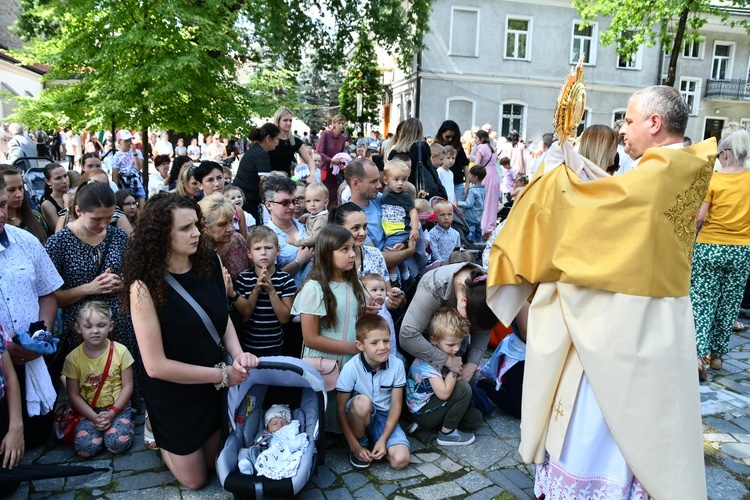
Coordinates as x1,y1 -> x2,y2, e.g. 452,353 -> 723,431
487,86 -> 714,499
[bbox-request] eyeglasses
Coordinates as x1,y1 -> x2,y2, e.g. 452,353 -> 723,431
122,201 -> 138,207
443,134 -> 454,140
267,199 -> 300,207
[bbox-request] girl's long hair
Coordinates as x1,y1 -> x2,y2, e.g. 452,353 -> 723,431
302,225 -> 365,330
273,107 -> 295,146
475,130 -> 495,153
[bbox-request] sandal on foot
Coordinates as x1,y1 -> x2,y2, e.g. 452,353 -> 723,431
144,414 -> 158,450
698,357 -> 708,382
732,320 -> 746,332
708,355 -> 723,371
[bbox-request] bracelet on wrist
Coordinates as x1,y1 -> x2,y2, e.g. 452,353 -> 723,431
109,405 -> 121,414
214,362 -> 229,390
293,258 -> 301,267
230,291 -> 241,302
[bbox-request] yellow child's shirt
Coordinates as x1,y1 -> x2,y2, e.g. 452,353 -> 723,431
697,170 -> 750,246
62,340 -> 134,407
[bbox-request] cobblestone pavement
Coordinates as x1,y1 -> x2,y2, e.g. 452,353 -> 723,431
9,320 -> 750,499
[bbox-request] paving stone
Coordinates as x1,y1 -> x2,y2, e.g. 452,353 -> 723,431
408,482 -> 466,499
466,485 -> 504,499
299,488 -> 326,500
501,467 -> 534,489
704,417 -> 746,435
93,490 -> 104,496
370,463 -> 420,481
723,455 -> 750,475
341,472 -> 367,491
35,447 -> 77,465
408,454 -> 422,464
415,452 -> 440,463
703,433 -> 736,442
325,487 -> 354,500
487,415 -> 521,440
380,483 -> 399,497
312,464 -> 336,489
105,486 -> 181,499
399,477 -> 422,488
456,470 -> 493,493
487,470 -> 534,499
705,466 -> 749,500
180,475 -> 232,499
353,483 -> 385,499
64,459 -> 112,489
416,462 -> 443,478
7,484 -> 29,500
21,445 -> 46,464
436,456 -> 462,472
112,450 -> 163,471
325,447 -> 354,475
31,477 -> 65,492
442,435 -> 513,469
730,433 -> 750,443
113,471 -> 176,491
721,442 -> 750,458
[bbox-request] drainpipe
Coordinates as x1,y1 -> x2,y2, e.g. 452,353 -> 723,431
415,50 -> 422,119
656,37 -> 664,86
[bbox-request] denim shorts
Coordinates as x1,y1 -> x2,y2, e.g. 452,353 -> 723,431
346,397 -> 410,449
383,230 -> 410,250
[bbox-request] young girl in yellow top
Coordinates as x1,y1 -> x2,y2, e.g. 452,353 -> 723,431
62,300 -> 134,457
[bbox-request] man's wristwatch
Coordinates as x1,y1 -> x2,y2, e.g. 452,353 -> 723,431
230,291 -> 241,302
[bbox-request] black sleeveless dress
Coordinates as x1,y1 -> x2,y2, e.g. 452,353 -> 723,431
144,252 -> 227,455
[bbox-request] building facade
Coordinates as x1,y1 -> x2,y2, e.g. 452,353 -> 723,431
384,0 -> 750,143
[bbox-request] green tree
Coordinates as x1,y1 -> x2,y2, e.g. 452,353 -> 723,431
297,58 -> 344,134
339,30 -> 383,133
9,0 -> 430,169
573,0 -> 748,87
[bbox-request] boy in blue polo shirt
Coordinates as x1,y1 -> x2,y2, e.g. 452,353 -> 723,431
337,315 -> 410,470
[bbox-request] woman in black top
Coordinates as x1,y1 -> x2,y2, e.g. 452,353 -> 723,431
40,163 -> 69,231
268,107 -> 316,179
386,118 -> 447,200
233,123 -> 280,224
123,193 -> 258,490
436,120 -> 470,203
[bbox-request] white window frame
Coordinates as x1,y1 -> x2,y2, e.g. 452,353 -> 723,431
445,97 -> 477,129
616,31 -> 642,70
682,40 -> 703,59
499,100 -> 528,139
612,109 -> 627,127
711,41 -> 735,80
570,20 -> 598,66
678,77 -> 701,116
449,6 -> 480,58
504,15 -> 532,61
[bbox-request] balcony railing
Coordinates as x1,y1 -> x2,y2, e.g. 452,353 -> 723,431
705,79 -> 750,101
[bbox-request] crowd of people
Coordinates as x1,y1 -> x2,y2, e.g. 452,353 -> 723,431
0,86 -> 748,498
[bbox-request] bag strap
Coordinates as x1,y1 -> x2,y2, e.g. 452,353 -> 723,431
165,272 -> 222,347
95,231 -> 113,276
90,340 -> 114,408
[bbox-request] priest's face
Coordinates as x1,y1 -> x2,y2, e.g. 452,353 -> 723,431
620,96 -> 653,161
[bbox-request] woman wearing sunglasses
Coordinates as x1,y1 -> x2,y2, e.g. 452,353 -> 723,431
234,123 -> 280,224
436,120 -> 470,203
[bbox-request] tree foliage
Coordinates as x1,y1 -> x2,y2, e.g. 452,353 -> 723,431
297,58 -> 344,134
339,30 -> 383,130
9,0 -> 430,133
573,0 -> 747,87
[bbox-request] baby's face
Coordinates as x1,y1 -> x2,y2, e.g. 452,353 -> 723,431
267,417 -> 290,433
365,280 -> 387,305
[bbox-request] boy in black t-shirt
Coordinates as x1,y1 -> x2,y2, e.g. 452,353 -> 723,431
232,226 -> 296,356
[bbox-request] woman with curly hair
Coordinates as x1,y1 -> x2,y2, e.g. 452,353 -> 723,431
123,193 -> 258,490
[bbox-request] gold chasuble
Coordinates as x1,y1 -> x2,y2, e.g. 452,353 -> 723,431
486,139 -> 716,499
